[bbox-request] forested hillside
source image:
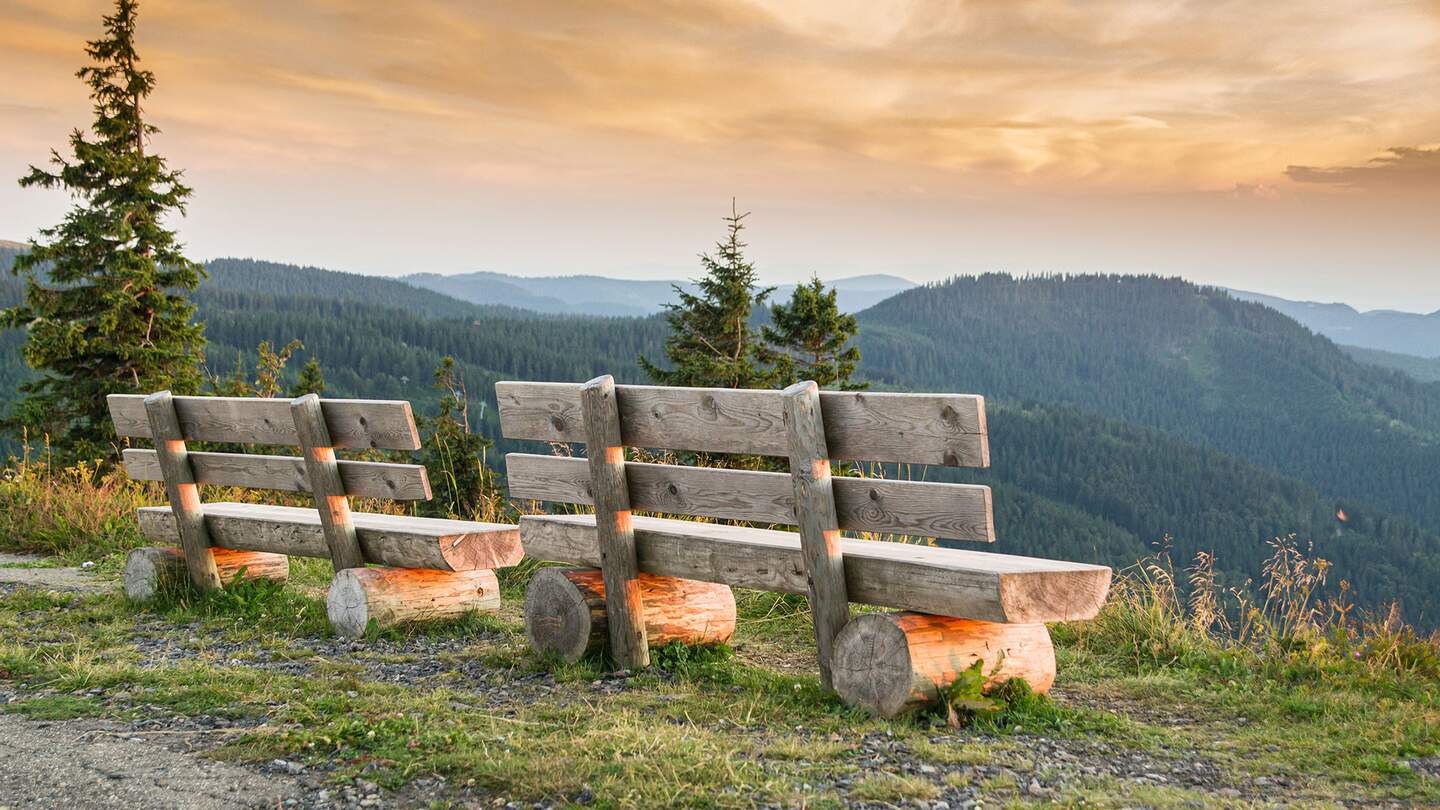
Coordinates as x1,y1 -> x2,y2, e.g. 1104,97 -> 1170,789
6,251 -> 1440,620
0,250 -> 34,450
858,274 -> 1440,543
965,405 -> 1440,617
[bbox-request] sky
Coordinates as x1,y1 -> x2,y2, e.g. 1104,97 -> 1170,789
1,0 -> 1438,311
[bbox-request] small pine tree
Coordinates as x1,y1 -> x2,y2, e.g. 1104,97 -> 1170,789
761,276 -> 866,390
639,202 -> 778,389
418,357 -> 498,520
3,0 -> 204,459
253,339 -> 301,398
289,357 -> 326,397
206,340 -> 303,398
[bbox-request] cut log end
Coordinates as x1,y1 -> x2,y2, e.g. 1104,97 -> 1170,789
831,612 -> 1055,718
523,567 -> 736,663
327,567 -> 501,637
123,547 -> 289,603
1000,567 -> 1113,623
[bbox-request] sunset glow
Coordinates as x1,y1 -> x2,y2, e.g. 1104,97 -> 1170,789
2,0 -> 1437,308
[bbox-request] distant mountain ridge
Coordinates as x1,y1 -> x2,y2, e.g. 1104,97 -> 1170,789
404,270 -> 916,316
1228,288 -> 1440,357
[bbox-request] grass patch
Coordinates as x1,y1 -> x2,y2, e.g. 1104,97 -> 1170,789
850,773 -> 941,803
0,454 -> 156,565
0,558 -> 63,569
5,693 -> 104,720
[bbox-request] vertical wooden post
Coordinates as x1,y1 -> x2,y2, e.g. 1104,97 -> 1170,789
291,394 -> 366,572
580,374 -> 649,669
783,380 -> 850,691
144,391 -> 223,591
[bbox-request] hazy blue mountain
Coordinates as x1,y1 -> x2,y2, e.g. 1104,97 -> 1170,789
1228,288 -> 1440,357
1342,345 -> 1440,383
404,270 -> 915,316
775,275 -> 917,313
204,258 -> 540,321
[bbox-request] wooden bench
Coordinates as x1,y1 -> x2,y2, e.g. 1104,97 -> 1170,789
109,391 -> 522,636
498,376 -> 1111,716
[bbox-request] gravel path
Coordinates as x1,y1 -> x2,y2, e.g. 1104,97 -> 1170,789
0,713 -> 298,809
0,553 -> 107,593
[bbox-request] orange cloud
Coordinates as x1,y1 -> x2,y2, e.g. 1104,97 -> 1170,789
6,0 -> 1438,195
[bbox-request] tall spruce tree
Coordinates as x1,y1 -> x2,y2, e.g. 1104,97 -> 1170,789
762,276 -> 865,390
3,0 -> 205,459
640,203 -> 778,389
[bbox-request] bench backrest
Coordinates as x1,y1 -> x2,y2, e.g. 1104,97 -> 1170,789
109,394 -> 430,501
497,381 -> 995,543
108,392 -> 431,585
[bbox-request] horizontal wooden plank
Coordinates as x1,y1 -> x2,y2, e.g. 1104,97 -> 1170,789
108,394 -> 421,450
505,453 -> 993,542
138,502 -> 521,572
124,449 -> 432,501
519,514 -> 1109,623
496,382 -> 988,467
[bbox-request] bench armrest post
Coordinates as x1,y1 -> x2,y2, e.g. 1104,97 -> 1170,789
581,374 -> 650,669
291,394 -> 366,572
144,390 -> 223,591
784,380 -> 851,691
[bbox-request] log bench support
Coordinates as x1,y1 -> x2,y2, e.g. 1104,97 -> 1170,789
123,547 -> 290,603
328,567 -> 501,637
831,612 -> 1056,718
523,567 -> 736,663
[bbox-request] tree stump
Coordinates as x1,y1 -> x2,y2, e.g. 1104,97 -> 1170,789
524,567 -> 736,663
123,546 -> 289,603
327,567 -> 500,637
831,612 -> 1055,718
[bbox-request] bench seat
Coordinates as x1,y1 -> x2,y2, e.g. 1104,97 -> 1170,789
138,502 -> 522,572
520,514 -> 1111,624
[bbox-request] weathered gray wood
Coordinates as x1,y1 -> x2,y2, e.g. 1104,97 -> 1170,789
504,454 -> 994,542
520,514 -> 1112,623
783,381 -> 850,691
291,394 -> 365,571
144,391 -> 223,591
580,375 -> 649,669
138,502 -> 523,572
123,449 -> 431,501
108,394 -> 421,450
496,382 -> 989,467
